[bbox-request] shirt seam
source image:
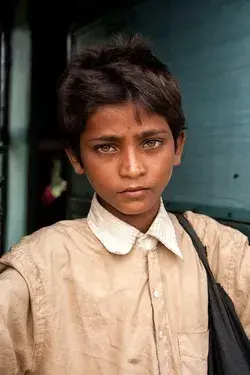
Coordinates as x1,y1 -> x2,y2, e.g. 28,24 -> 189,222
3,250 -> 47,372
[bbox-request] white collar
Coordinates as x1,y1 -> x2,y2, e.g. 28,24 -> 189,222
87,193 -> 182,258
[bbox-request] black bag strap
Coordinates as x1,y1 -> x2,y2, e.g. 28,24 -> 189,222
176,214 -> 217,283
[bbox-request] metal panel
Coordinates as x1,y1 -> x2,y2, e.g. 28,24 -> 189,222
68,0 -> 250,229
120,0 -> 250,224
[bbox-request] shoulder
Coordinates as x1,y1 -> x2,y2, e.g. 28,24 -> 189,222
183,211 -> 249,261
0,218 -> 100,278
170,210 -> 247,252
170,210 -> 249,292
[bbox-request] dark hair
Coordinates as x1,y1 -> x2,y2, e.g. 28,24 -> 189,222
59,33 -> 186,161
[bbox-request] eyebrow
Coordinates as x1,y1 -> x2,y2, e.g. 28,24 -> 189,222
88,130 -> 170,142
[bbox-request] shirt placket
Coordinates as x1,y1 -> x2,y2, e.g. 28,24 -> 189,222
147,249 -> 170,375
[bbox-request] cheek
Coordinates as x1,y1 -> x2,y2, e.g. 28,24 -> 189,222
159,164 -> 174,184
156,150 -> 175,174
83,157 -> 116,190
149,153 -> 175,189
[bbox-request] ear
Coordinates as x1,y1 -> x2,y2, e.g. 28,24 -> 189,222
65,149 -> 85,175
173,131 -> 186,167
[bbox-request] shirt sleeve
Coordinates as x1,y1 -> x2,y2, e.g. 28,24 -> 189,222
0,266 -> 34,375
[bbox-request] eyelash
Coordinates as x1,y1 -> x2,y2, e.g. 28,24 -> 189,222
95,139 -> 163,154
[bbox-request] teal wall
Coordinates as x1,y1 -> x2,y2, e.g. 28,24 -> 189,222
69,0 -> 250,225
5,0 -> 30,251
124,0 -> 250,223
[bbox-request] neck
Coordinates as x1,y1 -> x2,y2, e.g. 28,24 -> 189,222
98,196 -> 161,233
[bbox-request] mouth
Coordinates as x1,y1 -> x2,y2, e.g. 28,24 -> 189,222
119,186 -> 150,198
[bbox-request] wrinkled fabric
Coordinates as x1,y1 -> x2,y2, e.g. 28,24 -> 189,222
0,211 -> 249,375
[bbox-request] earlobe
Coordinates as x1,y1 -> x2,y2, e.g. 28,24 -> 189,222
74,163 -> 85,175
65,148 -> 85,175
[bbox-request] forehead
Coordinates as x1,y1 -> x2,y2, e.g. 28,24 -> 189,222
83,103 -> 170,137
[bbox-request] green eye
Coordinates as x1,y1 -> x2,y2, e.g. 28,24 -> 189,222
97,145 -> 116,153
143,140 -> 161,149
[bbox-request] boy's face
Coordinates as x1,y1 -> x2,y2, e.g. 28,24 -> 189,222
68,103 -> 185,219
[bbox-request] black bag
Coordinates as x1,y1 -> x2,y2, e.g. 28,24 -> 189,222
176,214 -> 250,375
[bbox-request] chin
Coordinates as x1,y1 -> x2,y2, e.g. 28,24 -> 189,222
116,201 -> 154,216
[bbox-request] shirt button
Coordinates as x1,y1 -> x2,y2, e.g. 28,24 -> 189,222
159,331 -> 164,339
153,290 -> 160,298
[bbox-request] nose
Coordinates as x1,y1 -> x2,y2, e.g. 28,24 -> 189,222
119,148 -> 147,179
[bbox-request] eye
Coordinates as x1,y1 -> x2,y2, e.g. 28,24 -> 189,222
96,144 -> 116,153
142,140 -> 162,149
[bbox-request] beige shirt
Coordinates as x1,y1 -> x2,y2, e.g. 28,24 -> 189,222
0,200 -> 249,375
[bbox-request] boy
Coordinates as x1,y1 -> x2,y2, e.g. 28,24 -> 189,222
0,34 -> 249,375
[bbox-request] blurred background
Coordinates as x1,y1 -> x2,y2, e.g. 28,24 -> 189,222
1,0 -> 250,254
